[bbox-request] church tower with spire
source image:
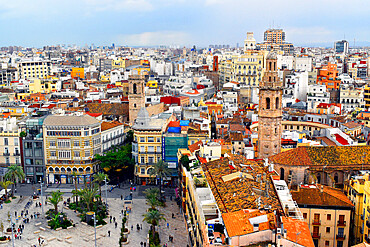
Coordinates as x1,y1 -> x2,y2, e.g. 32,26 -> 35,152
258,53 -> 283,159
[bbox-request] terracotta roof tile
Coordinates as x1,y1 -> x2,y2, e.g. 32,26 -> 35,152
101,121 -> 123,131
281,217 -> 315,247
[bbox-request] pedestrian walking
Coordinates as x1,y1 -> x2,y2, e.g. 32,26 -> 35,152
140,242 -> 143,246
131,225 -> 133,230
113,217 -> 116,223
0,204 -> 2,209
172,213 -> 174,218
108,230 -> 110,237
140,224 -> 142,230
115,222 -> 117,228
38,237 -> 41,245
120,195 -> 123,200
15,211 -> 17,217
144,242 -> 146,247
167,223 -> 169,228
110,216 -> 112,223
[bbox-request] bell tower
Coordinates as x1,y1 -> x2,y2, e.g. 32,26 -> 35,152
128,75 -> 145,124
258,53 -> 283,159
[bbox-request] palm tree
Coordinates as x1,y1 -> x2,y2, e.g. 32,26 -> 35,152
71,171 -> 79,204
144,188 -> 161,210
0,181 -> 13,201
47,190 -> 63,213
78,187 -> 98,211
93,172 -> 109,201
148,160 -> 171,196
4,165 -> 25,196
143,209 -> 166,238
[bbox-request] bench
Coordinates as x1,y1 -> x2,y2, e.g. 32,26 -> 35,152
55,227 -> 62,231
39,227 -> 45,231
35,222 -> 42,226
48,237 -> 56,242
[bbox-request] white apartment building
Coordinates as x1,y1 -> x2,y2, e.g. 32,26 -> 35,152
307,84 -> 330,111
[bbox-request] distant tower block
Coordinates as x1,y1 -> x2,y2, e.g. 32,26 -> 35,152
244,32 -> 256,51
258,53 -> 283,159
128,75 -> 145,124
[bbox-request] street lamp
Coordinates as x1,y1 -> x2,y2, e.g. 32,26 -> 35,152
104,176 -> 108,208
93,212 -> 97,247
39,179 -> 44,216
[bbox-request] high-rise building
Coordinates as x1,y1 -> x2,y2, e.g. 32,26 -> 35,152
257,28 -> 294,55
258,53 -> 283,159
334,40 -> 349,55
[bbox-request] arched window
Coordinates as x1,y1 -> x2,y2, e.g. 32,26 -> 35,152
49,167 -> 54,172
269,76 -> 272,82
280,168 -> 285,180
78,168 -> 84,173
273,62 -> 276,71
269,62 -> 272,70
61,167 -> 66,173
55,167 -> 60,172
266,97 -> 270,109
276,97 -> 280,109
86,167 -> 91,173
133,83 -> 137,94
73,168 -> 77,172
67,167 -> 71,172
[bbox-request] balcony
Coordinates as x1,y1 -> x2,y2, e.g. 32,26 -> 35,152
312,220 -> 321,225
336,234 -> 346,240
337,220 -> 346,227
3,152 -> 10,156
312,232 -> 321,239
13,152 -> 20,156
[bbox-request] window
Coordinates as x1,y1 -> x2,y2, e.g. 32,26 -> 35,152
337,241 -> 343,247
4,138 -> 8,146
85,150 -> 90,157
58,151 -> 71,159
85,131 -> 89,136
140,137 -> 145,142
84,140 -> 90,146
148,146 -> 154,152
50,151 -> 56,157
74,151 -> 80,157
57,140 -> 70,148
157,138 -> 161,142
140,157 -> 145,164
314,213 -> 320,222
327,214 -> 331,221
5,157 -> 9,165
140,168 -> 145,174
14,138 -> 18,146
50,141 -> 56,146
148,157 -> 154,164
140,146 -> 145,152
266,97 -> 270,109
148,137 -> 154,142
326,227 -> 330,233
303,213 -> 307,219
325,241 -> 329,246
74,141 -> 80,146
276,97 -> 279,109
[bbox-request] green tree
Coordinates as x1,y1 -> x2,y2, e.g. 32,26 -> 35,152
47,190 -> 64,213
143,209 -> 166,239
19,131 -> 27,138
78,187 -> 98,211
148,160 -> 171,196
180,155 -> 191,171
144,188 -> 161,210
93,172 -> 109,201
4,165 -> 25,196
125,130 -> 134,144
0,181 -> 13,202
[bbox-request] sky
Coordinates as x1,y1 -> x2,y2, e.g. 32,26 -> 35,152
0,0 -> 369,48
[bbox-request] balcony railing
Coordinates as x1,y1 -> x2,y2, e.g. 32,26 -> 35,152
337,220 -> 346,227
336,234 -> 346,240
312,233 -> 321,239
3,152 -> 10,156
312,220 -> 321,225
13,152 -> 20,156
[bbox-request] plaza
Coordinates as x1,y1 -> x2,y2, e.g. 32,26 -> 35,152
0,183 -> 188,247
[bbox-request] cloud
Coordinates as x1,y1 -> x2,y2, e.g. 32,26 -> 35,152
117,31 -> 192,46
83,0 -> 153,12
284,27 -> 334,44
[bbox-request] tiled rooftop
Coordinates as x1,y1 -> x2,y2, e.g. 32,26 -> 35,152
291,185 -> 354,208
222,209 -> 276,237
270,146 -> 370,171
201,154 -> 281,214
281,217 -> 315,247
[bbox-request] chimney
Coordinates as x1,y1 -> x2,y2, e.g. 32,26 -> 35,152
320,185 -> 324,193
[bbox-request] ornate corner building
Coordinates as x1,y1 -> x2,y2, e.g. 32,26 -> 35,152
258,54 -> 283,159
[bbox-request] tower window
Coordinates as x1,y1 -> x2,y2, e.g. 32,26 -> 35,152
133,83 -> 137,94
276,97 -> 279,109
266,97 -> 270,109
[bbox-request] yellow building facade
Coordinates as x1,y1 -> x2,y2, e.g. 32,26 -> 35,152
18,61 -> 51,79
43,115 -> 101,184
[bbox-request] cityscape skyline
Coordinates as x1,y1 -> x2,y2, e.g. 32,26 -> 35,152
0,0 -> 369,47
